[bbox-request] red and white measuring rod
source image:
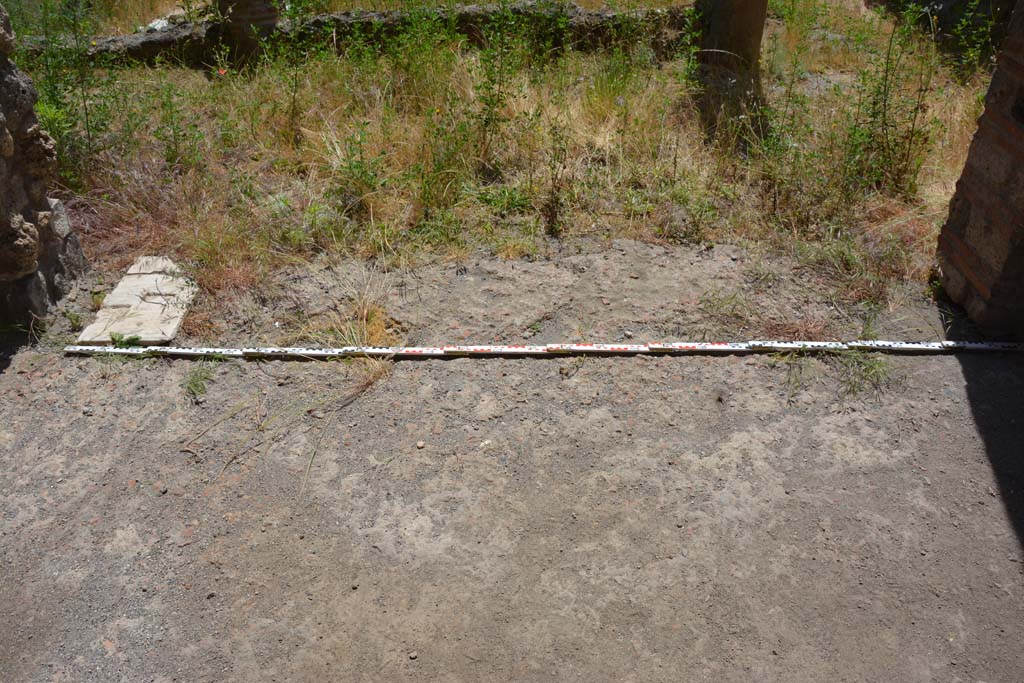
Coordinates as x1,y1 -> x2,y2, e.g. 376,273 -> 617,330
64,339 -> 1024,360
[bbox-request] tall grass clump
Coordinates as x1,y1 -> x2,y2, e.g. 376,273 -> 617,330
757,1 -> 938,227
739,0 -> 958,303
840,5 -> 938,198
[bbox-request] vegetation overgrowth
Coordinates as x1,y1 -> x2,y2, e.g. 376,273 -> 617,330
5,0 -> 995,317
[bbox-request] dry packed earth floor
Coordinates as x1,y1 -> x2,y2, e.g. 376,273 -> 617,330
1,240 -> 1022,681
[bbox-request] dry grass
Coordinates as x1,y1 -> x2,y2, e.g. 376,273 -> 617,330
279,267 -> 404,347
18,0 -> 992,318
696,285 -> 841,342
72,40 -> 706,284
758,312 -> 837,342
107,0 -> 181,32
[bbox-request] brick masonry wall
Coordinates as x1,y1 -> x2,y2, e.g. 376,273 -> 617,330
939,3 -> 1024,338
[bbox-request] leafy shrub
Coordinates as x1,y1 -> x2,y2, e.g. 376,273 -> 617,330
840,6 -> 937,197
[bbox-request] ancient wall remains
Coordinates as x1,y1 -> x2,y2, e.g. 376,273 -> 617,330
939,2 -> 1024,339
0,2 -> 85,320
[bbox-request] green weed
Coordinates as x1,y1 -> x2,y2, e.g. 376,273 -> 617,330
950,0 -> 997,75
63,309 -> 84,332
770,350 -> 816,403
183,362 -> 216,403
409,209 -> 464,248
478,185 -> 531,216
324,123 -> 386,219
829,350 -> 893,397
16,0 -> 129,186
154,81 -> 204,171
772,348 -> 894,400
840,6 -> 937,197
110,332 -> 143,348
541,122 -> 568,237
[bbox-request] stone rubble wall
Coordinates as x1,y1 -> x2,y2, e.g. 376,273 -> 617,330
0,2 -> 84,321
36,2 -> 694,67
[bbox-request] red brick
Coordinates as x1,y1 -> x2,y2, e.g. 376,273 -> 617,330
938,1 -> 1024,339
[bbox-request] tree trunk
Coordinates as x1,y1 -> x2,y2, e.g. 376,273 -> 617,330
215,0 -> 279,63
697,0 -> 769,84
695,0 -> 769,136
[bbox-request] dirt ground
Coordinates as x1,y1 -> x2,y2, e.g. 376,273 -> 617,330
1,239 -> 1022,682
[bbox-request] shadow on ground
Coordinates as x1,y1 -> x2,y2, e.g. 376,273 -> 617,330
958,353 -> 1024,551
944,301 -> 1024,551
0,330 -> 26,374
